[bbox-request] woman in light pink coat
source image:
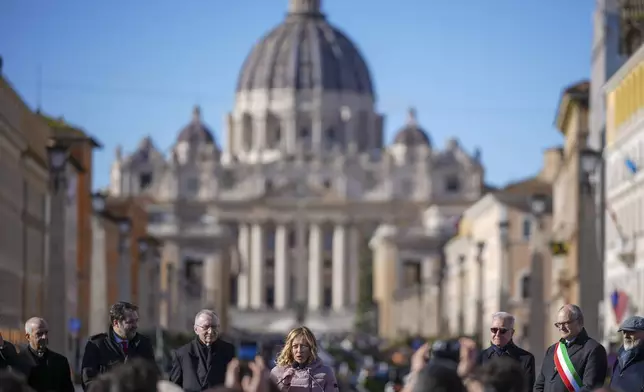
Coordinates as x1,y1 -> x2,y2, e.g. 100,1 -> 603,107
269,326 -> 338,392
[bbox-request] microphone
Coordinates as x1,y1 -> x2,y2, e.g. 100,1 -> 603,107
276,367 -> 296,386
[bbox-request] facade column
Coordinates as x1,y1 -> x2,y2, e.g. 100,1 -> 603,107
348,226 -> 360,306
308,223 -> 324,310
202,252 -> 222,312
250,223 -> 265,308
332,224 -> 348,311
237,224 -> 250,309
274,224 -> 289,309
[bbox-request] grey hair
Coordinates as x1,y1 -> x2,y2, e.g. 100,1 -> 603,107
492,312 -> 515,329
559,304 -> 584,325
194,309 -> 219,326
24,317 -> 47,334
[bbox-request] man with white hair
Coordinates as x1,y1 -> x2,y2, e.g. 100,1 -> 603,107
169,309 -> 235,391
16,317 -> 74,392
608,315 -> 644,391
478,312 -> 535,391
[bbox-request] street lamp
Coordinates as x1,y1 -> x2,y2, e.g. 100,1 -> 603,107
580,148 -> 602,191
47,144 -> 69,191
475,241 -> 485,345
91,192 -> 107,213
530,194 -> 548,219
138,238 -> 149,256
528,192 -> 549,357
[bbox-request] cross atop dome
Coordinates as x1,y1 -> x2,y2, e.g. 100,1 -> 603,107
407,107 -> 418,125
288,0 -> 321,14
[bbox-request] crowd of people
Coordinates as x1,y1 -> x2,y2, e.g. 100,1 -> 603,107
0,301 -> 642,392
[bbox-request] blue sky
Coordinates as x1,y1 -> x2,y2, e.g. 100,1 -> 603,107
1,0 -> 593,189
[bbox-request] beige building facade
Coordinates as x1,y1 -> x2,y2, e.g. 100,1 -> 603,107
0,75 -> 50,337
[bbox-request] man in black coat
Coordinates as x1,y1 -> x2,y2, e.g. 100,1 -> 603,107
16,317 -> 74,392
0,332 -> 20,372
170,309 -> 235,391
479,312 -> 535,391
609,315 -> 644,391
80,301 -> 155,391
534,304 -> 607,392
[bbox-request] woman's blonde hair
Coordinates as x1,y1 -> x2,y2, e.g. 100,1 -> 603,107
276,326 -> 318,367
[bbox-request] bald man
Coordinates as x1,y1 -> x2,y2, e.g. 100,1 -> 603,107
534,305 -> 607,392
16,317 -> 74,392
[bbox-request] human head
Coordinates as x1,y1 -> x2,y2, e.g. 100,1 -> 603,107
24,317 -> 48,355
618,316 -> 644,350
490,312 -> 515,348
0,371 -> 31,392
105,358 -> 159,392
474,356 -> 525,392
110,301 -> 139,340
412,363 -> 466,392
555,304 -> 584,340
276,326 -> 318,367
193,310 -> 220,345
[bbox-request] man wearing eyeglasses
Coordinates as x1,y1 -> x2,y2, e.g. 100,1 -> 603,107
169,309 -> 235,391
534,304 -> 607,392
478,312 -> 535,391
608,316 -> 644,392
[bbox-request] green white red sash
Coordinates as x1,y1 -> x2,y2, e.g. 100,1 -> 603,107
554,341 -> 582,392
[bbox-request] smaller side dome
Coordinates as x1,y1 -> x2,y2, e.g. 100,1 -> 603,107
130,136 -> 156,164
392,108 -> 431,146
176,106 -> 216,145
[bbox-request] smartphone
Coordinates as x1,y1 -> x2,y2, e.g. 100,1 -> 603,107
237,341 -> 259,381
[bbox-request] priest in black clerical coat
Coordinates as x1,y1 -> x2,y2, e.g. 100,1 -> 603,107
170,310 -> 235,392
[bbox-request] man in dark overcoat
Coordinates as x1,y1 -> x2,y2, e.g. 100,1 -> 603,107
479,311 -> 535,391
16,317 -> 74,392
534,304 -> 607,392
609,315 -> 644,391
80,301 -> 155,391
170,309 -> 235,391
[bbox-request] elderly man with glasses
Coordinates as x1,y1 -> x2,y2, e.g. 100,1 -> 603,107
534,304 -> 607,392
609,316 -> 644,392
169,309 -> 235,391
478,312 -> 535,391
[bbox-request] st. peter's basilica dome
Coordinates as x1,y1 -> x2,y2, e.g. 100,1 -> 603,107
236,0 -> 374,97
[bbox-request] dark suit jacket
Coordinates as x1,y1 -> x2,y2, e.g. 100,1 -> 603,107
17,347 -> 74,392
534,329 -> 607,392
80,328 -> 155,391
479,342 -> 535,391
169,338 -> 235,392
0,341 -> 20,372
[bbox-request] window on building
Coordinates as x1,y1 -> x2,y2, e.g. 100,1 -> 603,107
323,287 -> 332,309
521,274 -> 531,299
403,260 -> 422,286
267,231 -> 276,250
139,172 -> 152,189
300,128 -> 309,138
324,232 -> 333,250
446,176 -> 460,192
184,259 -> 203,298
229,277 -> 238,305
288,230 -> 296,248
266,286 -> 275,308
187,177 -> 199,193
266,180 -> 273,191
522,217 -> 531,240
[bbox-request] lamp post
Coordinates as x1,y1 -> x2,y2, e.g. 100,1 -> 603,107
458,254 -> 466,336
475,241 -> 485,345
138,236 -> 165,366
528,193 -> 548,357
498,214 -> 511,312
577,147 -> 604,339
117,217 -> 132,302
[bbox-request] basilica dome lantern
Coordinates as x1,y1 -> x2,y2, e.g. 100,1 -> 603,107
173,105 -> 220,164
390,107 -> 432,163
225,0 -> 385,163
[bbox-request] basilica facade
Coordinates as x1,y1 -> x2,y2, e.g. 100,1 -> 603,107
108,0 -> 484,333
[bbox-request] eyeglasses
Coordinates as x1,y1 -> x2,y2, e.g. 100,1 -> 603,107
554,319 -> 577,329
196,324 -> 220,332
490,328 -> 509,335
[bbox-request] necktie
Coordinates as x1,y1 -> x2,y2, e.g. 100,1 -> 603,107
121,341 -> 128,355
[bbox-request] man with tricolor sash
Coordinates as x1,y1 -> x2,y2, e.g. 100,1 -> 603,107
534,305 -> 607,392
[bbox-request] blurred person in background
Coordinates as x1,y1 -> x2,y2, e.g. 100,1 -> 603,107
269,326 -> 338,391
102,358 -> 159,392
81,301 -> 155,391
534,304 -> 607,392
478,312 -> 535,391
16,317 -> 74,392
608,316 -> 644,391
170,310 -> 235,391
469,357 -> 525,392
0,371 -> 33,392
0,331 -> 20,372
